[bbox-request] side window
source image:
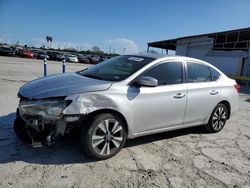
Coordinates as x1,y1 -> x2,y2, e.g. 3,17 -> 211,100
187,62 -> 212,83
209,67 -> 221,81
143,62 -> 183,85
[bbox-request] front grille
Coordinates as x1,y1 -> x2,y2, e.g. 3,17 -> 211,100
18,93 -> 66,102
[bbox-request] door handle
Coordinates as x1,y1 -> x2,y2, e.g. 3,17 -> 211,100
173,93 -> 185,99
210,90 -> 219,95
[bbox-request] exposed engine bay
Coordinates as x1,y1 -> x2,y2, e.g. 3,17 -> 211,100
14,96 -> 82,147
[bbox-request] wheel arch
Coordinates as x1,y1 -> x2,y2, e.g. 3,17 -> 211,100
217,100 -> 231,119
81,108 -> 129,135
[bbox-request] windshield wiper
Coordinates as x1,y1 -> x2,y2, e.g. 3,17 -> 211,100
76,68 -> 88,74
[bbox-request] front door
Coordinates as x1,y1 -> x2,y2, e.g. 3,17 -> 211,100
128,61 -> 187,134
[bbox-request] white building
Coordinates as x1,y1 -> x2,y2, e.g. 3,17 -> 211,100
147,27 -> 250,77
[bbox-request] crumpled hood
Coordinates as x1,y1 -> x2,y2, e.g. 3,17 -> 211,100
19,73 -> 112,99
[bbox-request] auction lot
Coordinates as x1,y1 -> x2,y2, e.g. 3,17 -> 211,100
0,56 -> 249,188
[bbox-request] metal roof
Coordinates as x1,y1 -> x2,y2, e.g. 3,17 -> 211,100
148,27 -> 250,51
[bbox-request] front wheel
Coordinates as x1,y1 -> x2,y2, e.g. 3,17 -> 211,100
14,118 -> 33,144
204,103 -> 228,133
81,113 -> 127,160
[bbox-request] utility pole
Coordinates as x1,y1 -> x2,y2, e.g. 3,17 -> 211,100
109,45 -> 111,54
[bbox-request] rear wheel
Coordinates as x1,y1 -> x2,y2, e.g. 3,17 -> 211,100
81,113 -> 127,160
204,103 -> 228,133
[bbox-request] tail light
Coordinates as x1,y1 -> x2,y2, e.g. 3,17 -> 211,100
234,84 -> 240,93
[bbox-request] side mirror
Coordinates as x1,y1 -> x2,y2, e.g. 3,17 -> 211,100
137,76 -> 158,87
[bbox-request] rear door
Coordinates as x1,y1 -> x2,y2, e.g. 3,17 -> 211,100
184,61 -> 221,124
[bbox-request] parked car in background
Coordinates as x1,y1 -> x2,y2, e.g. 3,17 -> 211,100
89,55 -> 100,64
99,56 -> 108,63
21,50 -> 34,58
56,53 -> 65,61
37,52 -> 49,60
0,46 -> 16,56
63,54 -> 69,62
14,54 -> 239,160
78,54 -> 90,64
68,55 -> 78,63
47,51 -> 58,61
31,50 -> 39,59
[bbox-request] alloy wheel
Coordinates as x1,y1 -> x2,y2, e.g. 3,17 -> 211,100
91,118 -> 124,156
212,106 -> 227,131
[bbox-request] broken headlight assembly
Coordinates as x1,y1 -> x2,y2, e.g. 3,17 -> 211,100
19,99 -> 72,119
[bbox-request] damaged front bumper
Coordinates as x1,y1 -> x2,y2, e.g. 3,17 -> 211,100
15,107 -> 82,147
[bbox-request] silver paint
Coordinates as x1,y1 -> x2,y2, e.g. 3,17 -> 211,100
19,73 -> 112,99
18,55 -> 239,139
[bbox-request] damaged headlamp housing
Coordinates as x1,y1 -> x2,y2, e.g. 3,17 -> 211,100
19,99 -> 72,119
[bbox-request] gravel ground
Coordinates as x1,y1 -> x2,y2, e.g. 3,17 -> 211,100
0,56 -> 250,188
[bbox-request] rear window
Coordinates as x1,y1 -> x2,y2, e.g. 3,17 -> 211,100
187,62 -> 212,83
210,67 -> 221,81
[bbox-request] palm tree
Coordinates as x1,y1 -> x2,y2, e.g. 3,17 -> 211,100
46,36 -> 53,48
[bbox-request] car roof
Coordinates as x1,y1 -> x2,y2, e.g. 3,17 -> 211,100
127,53 -> 210,63
127,53 -> 220,69
128,53 -> 170,59
127,53 -> 188,60
146,54 -> 225,74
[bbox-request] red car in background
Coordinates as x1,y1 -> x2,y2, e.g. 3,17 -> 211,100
21,50 -> 34,58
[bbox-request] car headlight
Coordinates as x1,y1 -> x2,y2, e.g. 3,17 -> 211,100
19,99 -> 72,119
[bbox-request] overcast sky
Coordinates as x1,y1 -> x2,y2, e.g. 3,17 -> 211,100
0,0 -> 250,54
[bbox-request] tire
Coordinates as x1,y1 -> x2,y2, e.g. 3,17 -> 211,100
80,113 -> 127,160
13,118 -> 33,144
204,103 -> 228,133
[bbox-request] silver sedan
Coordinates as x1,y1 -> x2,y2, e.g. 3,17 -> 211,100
14,54 -> 239,160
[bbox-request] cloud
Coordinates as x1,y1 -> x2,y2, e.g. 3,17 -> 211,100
0,34 -> 11,44
32,38 -> 92,51
106,38 -> 138,54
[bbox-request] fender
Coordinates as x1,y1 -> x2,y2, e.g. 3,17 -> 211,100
64,93 -> 118,114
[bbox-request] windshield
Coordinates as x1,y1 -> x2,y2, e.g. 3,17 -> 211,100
78,55 -> 155,81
